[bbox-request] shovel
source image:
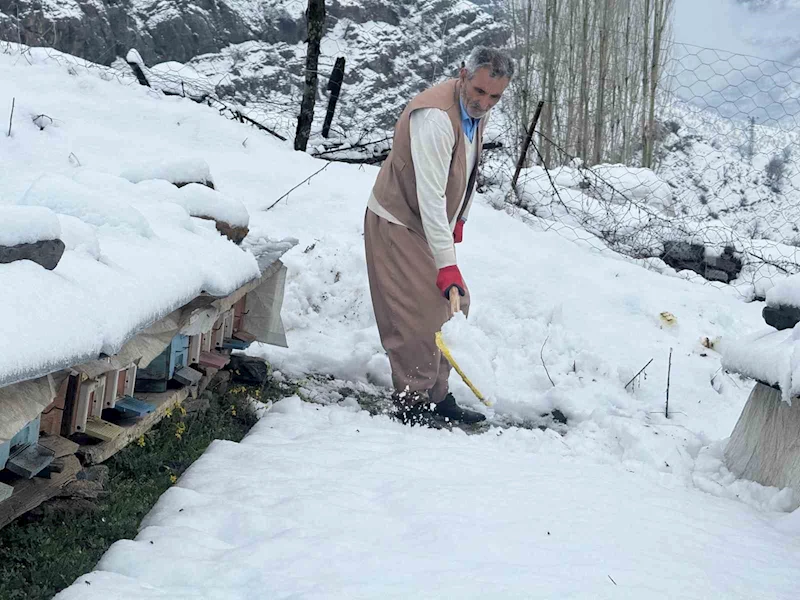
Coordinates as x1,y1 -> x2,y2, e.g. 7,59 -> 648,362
435,288 -> 492,407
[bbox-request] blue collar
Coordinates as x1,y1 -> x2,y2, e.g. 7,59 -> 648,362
459,98 -> 479,142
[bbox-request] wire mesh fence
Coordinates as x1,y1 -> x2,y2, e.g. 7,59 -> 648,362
2,0 -> 800,300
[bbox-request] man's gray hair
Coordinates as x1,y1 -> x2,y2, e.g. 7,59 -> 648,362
464,47 -> 515,80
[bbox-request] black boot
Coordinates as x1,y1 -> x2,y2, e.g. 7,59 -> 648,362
392,390 -> 434,426
434,393 -> 486,424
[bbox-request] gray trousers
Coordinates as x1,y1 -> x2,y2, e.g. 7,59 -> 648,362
364,209 -> 470,404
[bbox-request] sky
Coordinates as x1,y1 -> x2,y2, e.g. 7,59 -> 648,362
672,0 -> 800,64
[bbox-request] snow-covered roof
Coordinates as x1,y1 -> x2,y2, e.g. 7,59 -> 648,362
0,166 -> 265,388
722,327 -> 800,404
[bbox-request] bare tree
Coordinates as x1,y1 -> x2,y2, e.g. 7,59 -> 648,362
643,0 -> 674,167
504,0 -> 675,168
295,0 -> 326,152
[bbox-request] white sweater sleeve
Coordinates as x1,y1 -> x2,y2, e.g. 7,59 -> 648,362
409,108 -> 457,269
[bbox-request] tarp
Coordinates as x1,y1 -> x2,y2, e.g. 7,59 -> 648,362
724,382 -> 800,510
241,262 -> 288,348
0,371 -> 68,443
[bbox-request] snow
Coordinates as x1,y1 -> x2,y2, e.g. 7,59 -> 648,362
55,398 -> 800,599
147,61 -> 213,99
120,158 -> 214,187
0,205 -> 61,247
177,183 -> 250,227
125,49 -> 145,67
722,325 -> 800,404
766,274 -> 800,308
592,164 -> 675,211
0,50 -> 274,387
3,41 -> 800,600
20,174 -> 154,237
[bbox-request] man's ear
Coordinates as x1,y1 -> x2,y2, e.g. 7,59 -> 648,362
459,67 -> 468,82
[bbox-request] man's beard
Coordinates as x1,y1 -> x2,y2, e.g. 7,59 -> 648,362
461,89 -> 486,119
467,104 -> 486,119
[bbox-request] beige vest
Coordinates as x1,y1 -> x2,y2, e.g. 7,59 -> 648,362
371,79 -> 486,240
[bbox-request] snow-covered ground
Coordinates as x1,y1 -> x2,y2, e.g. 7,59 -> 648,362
3,44 -> 800,598
54,399 -> 800,599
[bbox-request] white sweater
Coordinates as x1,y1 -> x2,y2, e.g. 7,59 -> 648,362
368,107 -> 479,269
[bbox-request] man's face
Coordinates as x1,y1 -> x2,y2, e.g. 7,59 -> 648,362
459,66 -> 510,119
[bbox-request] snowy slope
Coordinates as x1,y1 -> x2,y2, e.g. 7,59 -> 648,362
178,0 -> 508,146
4,42 -> 800,599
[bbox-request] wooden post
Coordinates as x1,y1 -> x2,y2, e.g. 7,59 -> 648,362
294,0 -> 327,152
127,62 -> 150,87
511,100 -> 545,193
322,56 -> 346,139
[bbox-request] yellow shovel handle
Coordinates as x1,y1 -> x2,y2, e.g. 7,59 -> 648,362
435,331 -> 491,407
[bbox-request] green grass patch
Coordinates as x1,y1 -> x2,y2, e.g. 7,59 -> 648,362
0,382 -> 269,600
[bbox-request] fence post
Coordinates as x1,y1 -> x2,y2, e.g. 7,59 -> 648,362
511,100 -> 545,194
322,56 -> 346,139
294,0 -> 327,152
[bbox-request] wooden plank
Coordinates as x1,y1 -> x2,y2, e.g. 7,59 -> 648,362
199,351 -> 229,370
84,417 -> 124,443
223,339 -> 250,351
79,387 -> 189,466
114,396 -> 156,417
174,366 -> 202,387
233,330 -> 257,344
0,483 -> 11,503
36,435 -> 79,459
0,455 -> 81,530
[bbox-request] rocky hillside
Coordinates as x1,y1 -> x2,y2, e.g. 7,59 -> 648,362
1,0 -> 508,142
0,0 -> 304,65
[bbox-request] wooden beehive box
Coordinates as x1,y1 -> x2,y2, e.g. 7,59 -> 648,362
135,335 -> 190,393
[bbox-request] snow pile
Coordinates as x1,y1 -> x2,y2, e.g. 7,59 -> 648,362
722,327 -> 800,403
54,398 -> 800,599
767,274 -> 800,308
148,61 -> 212,99
57,214 -> 101,259
439,312 -> 497,410
0,205 -> 61,246
20,174 -> 154,237
120,158 -> 214,188
177,183 -> 249,227
593,164 -> 675,210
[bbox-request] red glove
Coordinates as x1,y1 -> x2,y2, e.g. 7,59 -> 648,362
436,265 -> 465,299
454,219 -> 465,244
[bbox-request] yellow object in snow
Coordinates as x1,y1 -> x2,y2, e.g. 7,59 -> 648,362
660,311 -> 677,327
435,331 -> 492,407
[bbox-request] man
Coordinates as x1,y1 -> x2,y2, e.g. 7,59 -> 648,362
364,46 -> 514,425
